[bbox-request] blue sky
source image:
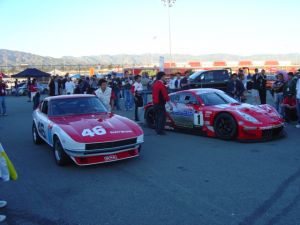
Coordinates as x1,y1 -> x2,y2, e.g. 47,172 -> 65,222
0,0 -> 299,57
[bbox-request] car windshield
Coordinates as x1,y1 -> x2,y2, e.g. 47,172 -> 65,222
189,71 -> 202,80
198,92 -> 238,106
49,97 -> 107,116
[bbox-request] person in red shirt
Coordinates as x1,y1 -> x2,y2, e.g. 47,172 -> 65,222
152,72 -> 173,135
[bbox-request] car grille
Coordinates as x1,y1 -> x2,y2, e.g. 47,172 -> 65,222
262,126 -> 283,138
85,138 -> 137,150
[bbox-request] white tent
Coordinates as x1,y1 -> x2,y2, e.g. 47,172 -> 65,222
48,69 -> 65,76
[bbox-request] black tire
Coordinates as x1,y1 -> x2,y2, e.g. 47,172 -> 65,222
32,123 -> 43,145
53,137 -> 70,166
214,113 -> 237,140
145,106 -> 156,129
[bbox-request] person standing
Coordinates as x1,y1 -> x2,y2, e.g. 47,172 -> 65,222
168,75 -> 176,93
110,73 -> 121,110
141,72 -> 150,105
0,75 -> 7,116
133,75 -> 143,122
48,77 -> 55,96
272,73 -> 285,116
152,72 -> 173,135
226,73 -> 246,102
89,76 -> 98,94
174,73 -> 181,91
29,79 -> 38,102
282,72 -> 297,123
65,77 -> 75,95
252,68 -> 266,104
95,79 -> 115,112
295,71 -> 300,128
26,77 -> 32,102
122,71 -> 134,111
180,71 -> 190,90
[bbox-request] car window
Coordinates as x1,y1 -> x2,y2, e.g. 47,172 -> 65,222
179,94 -> 198,105
49,97 -> 107,116
213,70 -> 229,81
204,72 -> 214,81
199,92 -> 237,106
41,101 -> 48,115
170,94 -> 180,103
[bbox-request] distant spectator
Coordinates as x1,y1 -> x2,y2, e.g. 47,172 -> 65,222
226,73 -> 246,102
110,73 -> 121,110
26,77 -> 32,102
174,73 -> 181,91
89,76 -> 98,93
95,79 -> 115,112
180,71 -> 190,90
141,72 -> 150,105
252,68 -> 267,104
133,75 -> 143,122
168,74 -> 176,93
65,77 -> 75,95
282,72 -> 297,122
48,77 -> 55,96
122,71 -> 134,111
0,75 -> 7,116
272,73 -> 285,115
296,71 -> 300,128
29,79 -> 38,102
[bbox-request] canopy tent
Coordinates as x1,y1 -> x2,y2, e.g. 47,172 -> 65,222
71,74 -> 81,79
0,72 -> 9,78
48,69 -> 65,76
12,68 -> 51,78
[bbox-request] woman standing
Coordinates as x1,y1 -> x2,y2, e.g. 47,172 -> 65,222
132,75 -> 143,122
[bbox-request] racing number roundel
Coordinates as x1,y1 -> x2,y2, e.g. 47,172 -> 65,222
82,126 -> 106,137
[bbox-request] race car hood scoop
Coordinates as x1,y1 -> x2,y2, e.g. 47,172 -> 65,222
51,114 -> 142,143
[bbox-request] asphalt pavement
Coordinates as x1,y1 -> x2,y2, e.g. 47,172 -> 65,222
1,95 -> 300,225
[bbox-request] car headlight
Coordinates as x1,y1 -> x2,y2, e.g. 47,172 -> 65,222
137,134 -> 144,144
238,112 -> 260,124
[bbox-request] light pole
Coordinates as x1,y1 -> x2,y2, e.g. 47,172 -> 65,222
161,0 -> 176,63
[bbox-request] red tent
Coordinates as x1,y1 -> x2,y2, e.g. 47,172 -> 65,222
239,61 -> 253,67
188,61 -> 201,68
213,61 -> 227,67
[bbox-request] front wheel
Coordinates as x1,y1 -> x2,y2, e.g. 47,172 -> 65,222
214,113 -> 237,140
145,107 -> 156,129
32,123 -> 43,145
53,138 -> 70,166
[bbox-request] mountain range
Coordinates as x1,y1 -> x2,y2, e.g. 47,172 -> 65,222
1,49 -> 300,67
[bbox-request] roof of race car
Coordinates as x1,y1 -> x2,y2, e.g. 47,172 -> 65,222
45,94 -> 96,101
172,88 -> 223,95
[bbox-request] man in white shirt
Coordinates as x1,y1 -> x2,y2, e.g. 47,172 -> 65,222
65,78 -> 75,95
95,79 -> 114,112
295,71 -> 300,128
168,75 -> 176,93
133,75 -> 143,122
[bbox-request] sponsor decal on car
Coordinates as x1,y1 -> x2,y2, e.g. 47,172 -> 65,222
110,131 -> 133,134
104,155 -> 118,162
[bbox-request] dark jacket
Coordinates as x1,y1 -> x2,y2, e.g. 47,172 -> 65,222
252,73 -> 266,90
226,79 -> 245,98
283,79 -> 296,97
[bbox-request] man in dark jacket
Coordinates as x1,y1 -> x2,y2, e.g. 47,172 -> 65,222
152,72 -> 173,135
252,69 -> 267,104
226,73 -> 246,102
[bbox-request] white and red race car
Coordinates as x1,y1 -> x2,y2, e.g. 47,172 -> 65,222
32,95 -> 144,166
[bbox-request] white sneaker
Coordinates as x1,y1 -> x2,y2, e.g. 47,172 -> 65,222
296,124 -> 300,128
0,201 -> 7,208
0,215 -> 6,222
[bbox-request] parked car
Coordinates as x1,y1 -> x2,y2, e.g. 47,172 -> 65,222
187,70 -> 230,92
17,83 -> 49,95
144,88 -> 284,141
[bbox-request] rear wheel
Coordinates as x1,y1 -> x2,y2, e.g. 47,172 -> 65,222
214,113 -> 237,140
53,137 -> 70,166
32,123 -> 43,145
145,107 -> 156,129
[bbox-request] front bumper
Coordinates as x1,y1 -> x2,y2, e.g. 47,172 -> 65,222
65,143 -> 142,166
238,123 -> 285,141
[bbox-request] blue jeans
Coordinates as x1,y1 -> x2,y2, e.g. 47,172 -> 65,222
142,91 -> 148,106
124,89 -> 133,110
274,93 -> 284,116
113,90 -> 121,110
0,96 -> 6,114
297,99 -> 300,125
